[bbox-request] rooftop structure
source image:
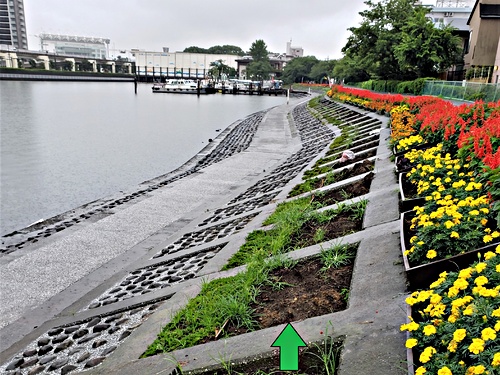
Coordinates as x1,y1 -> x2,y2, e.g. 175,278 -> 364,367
39,33 -> 110,59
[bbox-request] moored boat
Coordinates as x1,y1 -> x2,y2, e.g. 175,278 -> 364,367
152,79 -> 216,94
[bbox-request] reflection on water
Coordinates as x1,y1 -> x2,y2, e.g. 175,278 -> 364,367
0,81 -> 285,235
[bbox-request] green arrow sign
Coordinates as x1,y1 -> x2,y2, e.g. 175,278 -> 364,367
271,323 -> 307,371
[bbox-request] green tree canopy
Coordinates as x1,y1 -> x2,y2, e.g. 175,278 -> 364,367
248,39 -> 269,62
207,45 -> 244,55
183,46 -> 207,53
183,45 -> 244,55
393,10 -> 462,77
341,0 -> 462,81
246,39 -> 273,80
281,56 -> 319,84
333,55 -> 370,83
309,60 -> 337,83
208,59 -> 237,80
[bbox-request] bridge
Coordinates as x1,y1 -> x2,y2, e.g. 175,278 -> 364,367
0,46 -> 132,74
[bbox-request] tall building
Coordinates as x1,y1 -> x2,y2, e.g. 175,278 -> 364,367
0,0 -> 28,49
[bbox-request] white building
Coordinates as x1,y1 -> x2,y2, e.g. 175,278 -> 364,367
39,34 -> 110,59
132,50 -> 239,78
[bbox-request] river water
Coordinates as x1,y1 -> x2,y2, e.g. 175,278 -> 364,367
0,81 -> 285,236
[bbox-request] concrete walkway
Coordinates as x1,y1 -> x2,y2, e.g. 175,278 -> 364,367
0,96 -> 409,375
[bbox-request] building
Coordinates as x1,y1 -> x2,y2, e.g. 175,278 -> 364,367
133,49 -> 239,79
424,0 -> 475,80
464,0 -> 500,82
0,0 -> 28,49
39,34 -> 110,59
236,41 -> 304,80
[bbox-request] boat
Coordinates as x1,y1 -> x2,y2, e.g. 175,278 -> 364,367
152,79 -> 216,94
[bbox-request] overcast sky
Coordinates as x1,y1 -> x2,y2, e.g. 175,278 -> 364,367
24,0 -> 436,60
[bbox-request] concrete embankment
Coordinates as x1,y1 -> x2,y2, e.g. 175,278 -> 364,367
0,94 -> 408,375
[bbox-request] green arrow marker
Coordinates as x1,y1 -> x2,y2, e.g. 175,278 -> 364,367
271,323 -> 307,371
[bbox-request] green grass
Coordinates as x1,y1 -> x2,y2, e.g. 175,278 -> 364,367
319,242 -> 358,271
143,186 -> 366,358
225,200 -> 367,269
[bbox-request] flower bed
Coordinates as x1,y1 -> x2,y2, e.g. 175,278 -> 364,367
401,246 -> 500,375
327,85 -> 500,373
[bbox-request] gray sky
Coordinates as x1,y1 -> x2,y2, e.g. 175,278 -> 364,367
24,0 -> 436,60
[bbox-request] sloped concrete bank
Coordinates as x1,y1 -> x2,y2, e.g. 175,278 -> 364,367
0,95 -> 408,375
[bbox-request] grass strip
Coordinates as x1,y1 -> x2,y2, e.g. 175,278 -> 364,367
143,198 -> 366,356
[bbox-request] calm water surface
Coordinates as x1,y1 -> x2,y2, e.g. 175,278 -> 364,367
0,81 -> 285,235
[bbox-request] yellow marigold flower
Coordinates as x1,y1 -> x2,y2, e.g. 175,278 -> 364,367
463,304 -> 475,316
405,338 -> 418,348
497,264 -> 500,272
471,365 -> 486,374
495,321 -> 500,331
426,250 -> 437,259
453,328 -> 467,342
439,271 -> 448,278
493,231 -> 500,238
459,268 -> 473,279
448,314 -> 457,323
484,234 -> 493,243
415,367 -> 427,375
447,339 -> 457,352
484,251 -> 496,260
423,325 -> 437,336
475,262 -> 487,273
405,296 -> 417,306
480,218 -> 488,226
444,220 -> 454,229
468,338 -> 485,354
480,207 -> 489,214
481,327 -> 496,341
448,287 -> 459,298
450,231 -> 459,238
496,244 -> 500,253
430,278 -> 445,289
454,278 -> 469,290
430,294 -> 442,305
493,307 -> 500,317
406,321 -> 419,331
419,346 -> 436,363
437,366 -> 452,375
475,275 -> 488,286
492,352 -> 500,366
430,303 -> 446,317
469,209 -> 480,216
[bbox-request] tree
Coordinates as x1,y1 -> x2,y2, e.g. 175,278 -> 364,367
207,45 -> 244,56
62,61 -> 74,71
342,0 -> 463,80
309,60 -> 336,83
393,10 -> 462,78
208,59 -> 237,80
183,46 -> 207,53
281,56 -> 319,84
80,59 -> 93,72
183,45 -> 244,55
246,39 -> 273,80
333,55 -> 371,84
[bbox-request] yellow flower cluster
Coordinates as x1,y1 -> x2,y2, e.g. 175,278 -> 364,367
396,134 -> 424,152
401,143 -> 498,266
390,105 -> 416,142
402,246 -> 500,374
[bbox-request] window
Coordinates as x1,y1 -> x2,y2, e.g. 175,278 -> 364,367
480,4 -> 500,18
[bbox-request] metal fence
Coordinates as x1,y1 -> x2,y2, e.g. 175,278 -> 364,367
423,80 -> 500,103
